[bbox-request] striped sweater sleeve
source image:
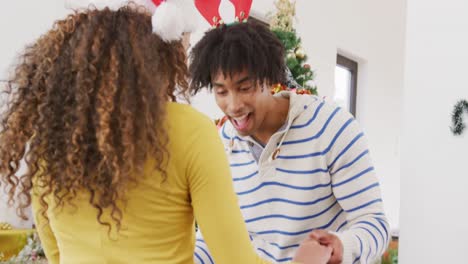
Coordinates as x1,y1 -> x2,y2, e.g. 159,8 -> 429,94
326,109 -> 390,264
194,230 -> 214,264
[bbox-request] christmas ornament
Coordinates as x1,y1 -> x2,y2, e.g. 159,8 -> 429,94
295,47 -> 306,59
286,51 -> 296,60
271,83 -> 288,94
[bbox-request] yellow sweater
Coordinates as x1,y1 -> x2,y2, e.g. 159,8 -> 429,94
32,103 -> 284,264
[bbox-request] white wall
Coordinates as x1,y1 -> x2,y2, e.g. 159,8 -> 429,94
297,0 -> 406,232
399,0 -> 468,263
191,0 -> 406,231
0,1 -> 69,78
0,1 -> 69,228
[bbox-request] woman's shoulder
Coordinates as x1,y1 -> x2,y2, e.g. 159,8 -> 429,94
166,102 -> 217,137
167,102 -> 214,124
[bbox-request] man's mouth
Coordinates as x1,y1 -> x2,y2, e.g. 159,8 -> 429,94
231,113 -> 252,131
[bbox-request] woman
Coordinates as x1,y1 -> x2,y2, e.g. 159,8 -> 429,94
0,4 -> 331,264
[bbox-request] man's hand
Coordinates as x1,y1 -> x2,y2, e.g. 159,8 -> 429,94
309,230 -> 344,264
293,238 -> 332,264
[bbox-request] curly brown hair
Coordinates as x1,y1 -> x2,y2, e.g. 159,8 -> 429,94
0,4 -> 188,231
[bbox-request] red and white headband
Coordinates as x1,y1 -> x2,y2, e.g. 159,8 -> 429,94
65,0 -> 198,42
194,0 -> 253,28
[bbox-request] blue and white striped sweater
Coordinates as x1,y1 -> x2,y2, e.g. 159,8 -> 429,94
195,92 -> 389,264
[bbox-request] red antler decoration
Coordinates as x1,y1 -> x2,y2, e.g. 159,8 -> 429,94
195,0 -> 223,27
151,0 -> 165,7
229,0 -> 253,22
195,0 -> 253,27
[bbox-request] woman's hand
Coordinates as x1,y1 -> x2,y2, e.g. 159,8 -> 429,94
293,237 -> 332,264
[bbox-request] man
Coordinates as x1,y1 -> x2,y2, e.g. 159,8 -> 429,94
189,20 -> 389,264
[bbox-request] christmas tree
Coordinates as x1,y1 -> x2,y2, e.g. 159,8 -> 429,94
269,0 -> 318,95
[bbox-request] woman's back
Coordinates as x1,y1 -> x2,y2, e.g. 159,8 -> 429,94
32,103 -> 227,263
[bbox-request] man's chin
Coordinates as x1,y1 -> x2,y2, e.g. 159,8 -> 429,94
234,128 -> 253,137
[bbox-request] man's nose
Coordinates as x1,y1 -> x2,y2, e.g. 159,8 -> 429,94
227,94 -> 245,115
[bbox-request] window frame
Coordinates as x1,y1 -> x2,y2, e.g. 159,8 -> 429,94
336,54 -> 358,116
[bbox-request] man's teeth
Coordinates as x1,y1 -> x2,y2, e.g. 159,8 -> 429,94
233,114 -> 248,122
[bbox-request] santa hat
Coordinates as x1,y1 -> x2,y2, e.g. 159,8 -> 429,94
65,0 -> 198,42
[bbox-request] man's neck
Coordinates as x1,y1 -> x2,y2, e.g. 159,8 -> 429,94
253,96 -> 290,145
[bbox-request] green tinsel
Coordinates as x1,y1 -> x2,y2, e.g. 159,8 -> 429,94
450,99 -> 468,136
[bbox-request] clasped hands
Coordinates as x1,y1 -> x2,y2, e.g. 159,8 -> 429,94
292,229 -> 344,264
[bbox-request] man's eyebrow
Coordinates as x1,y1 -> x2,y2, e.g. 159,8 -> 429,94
212,82 -> 224,88
212,76 -> 250,87
235,76 -> 250,85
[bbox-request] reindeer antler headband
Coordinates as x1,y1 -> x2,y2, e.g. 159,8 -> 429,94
194,0 -> 253,28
